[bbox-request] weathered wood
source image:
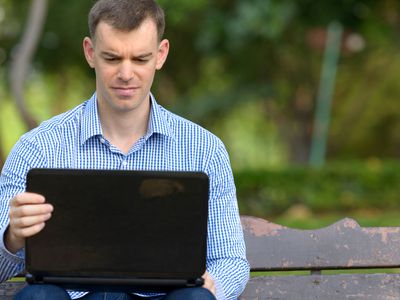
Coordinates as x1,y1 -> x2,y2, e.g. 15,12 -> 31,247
0,281 -> 25,300
239,273 -> 400,300
241,215 -> 400,270
1,216 -> 400,299
4,274 -> 400,300
239,216 -> 400,300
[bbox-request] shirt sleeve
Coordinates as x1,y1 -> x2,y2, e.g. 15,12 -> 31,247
205,141 -> 250,300
0,136 -> 46,282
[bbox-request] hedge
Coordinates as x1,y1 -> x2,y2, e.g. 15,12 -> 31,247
234,160 -> 400,217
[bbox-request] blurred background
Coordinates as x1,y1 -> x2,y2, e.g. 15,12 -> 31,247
0,0 -> 399,228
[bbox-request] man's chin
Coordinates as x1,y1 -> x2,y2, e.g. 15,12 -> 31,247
112,100 -> 146,114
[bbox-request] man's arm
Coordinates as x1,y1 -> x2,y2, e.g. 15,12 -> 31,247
0,137 -> 47,281
205,141 -> 250,300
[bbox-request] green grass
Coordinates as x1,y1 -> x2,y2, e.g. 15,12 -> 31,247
9,277 -> 24,282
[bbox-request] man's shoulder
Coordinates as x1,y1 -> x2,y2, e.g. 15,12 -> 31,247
158,104 -> 222,145
21,101 -> 87,142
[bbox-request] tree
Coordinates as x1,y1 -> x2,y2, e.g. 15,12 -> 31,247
9,0 -> 49,130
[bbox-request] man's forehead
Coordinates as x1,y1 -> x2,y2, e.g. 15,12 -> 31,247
92,20 -> 159,54
94,19 -> 158,38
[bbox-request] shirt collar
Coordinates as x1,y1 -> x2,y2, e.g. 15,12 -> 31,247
80,93 -> 174,145
147,93 -> 174,140
80,93 -> 102,145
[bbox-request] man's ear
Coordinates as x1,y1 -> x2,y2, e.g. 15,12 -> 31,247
156,39 -> 170,70
83,37 -> 95,68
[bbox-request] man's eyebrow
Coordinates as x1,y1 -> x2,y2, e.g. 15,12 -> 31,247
135,52 -> 153,59
100,51 -> 153,59
100,51 -> 120,57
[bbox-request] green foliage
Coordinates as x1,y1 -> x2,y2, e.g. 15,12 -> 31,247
36,1 -> 93,72
158,0 -> 209,25
1,0 -> 400,165
330,44 -> 400,158
212,100 -> 288,170
0,67 -> 93,155
235,160 -> 400,217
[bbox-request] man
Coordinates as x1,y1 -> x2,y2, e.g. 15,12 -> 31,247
0,0 -> 250,299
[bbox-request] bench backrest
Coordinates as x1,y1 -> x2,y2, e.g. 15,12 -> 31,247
1,216 -> 400,300
241,215 -> 400,271
239,216 -> 400,300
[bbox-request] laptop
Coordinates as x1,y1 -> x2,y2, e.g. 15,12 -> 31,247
25,168 -> 209,293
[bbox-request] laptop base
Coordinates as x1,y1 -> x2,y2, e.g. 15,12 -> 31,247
26,273 -> 204,293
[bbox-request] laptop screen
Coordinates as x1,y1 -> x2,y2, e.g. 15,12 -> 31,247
25,169 -> 209,281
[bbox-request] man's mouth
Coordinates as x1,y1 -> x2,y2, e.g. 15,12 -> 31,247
112,86 -> 139,97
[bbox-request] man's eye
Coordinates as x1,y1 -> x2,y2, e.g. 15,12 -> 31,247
104,57 -> 118,62
135,59 -> 149,64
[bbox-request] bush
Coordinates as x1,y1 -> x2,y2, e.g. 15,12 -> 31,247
234,160 -> 400,217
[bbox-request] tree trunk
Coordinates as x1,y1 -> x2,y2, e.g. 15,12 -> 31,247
9,0 -> 49,130
0,156 -> 4,171
0,130 -> 5,170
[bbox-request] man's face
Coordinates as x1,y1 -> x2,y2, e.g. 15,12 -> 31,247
83,19 -> 169,116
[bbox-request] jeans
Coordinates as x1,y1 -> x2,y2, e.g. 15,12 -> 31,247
13,285 -> 217,300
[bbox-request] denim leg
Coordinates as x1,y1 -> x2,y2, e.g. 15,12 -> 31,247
80,292 -> 133,300
13,284 -> 71,300
162,287 -> 216,300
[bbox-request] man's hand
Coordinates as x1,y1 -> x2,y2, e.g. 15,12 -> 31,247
202,271 -> 216,296
5,193 -> 53,254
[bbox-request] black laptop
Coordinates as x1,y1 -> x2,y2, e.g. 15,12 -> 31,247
25,168 -> 209,293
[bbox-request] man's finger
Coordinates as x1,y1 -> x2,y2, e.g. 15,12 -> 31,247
10,204 -> 53,219
11,222 -> 46,239
202,272 -> 216,296
10,193 -> 45,206
10,213 -> 52,229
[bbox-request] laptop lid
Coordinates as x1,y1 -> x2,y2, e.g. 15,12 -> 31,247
25,168 -> 209,292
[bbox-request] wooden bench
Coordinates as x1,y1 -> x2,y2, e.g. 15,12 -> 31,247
0,280 -> 24,300
239,215 -> 400,299
1,216 -> 400,299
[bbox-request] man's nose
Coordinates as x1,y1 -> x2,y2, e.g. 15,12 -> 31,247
117,62 -> 134,82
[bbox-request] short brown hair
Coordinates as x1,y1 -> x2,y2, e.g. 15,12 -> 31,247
88,0 -> 165,41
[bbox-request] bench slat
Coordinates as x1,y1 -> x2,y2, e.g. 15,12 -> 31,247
239,273 -> 400,300
241,216 -> 400,270
4,274 -> 400,300
0,281 -> 25,300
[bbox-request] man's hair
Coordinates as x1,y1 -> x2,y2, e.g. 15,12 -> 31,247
88,0 -> 165,41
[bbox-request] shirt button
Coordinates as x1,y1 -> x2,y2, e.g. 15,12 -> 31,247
122,161 -> 128,166
100,138 -> 105,144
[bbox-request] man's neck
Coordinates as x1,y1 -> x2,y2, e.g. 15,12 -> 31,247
98,102 -> 151,155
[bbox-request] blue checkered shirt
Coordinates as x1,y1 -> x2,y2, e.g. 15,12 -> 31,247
0,93 -> 249,299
